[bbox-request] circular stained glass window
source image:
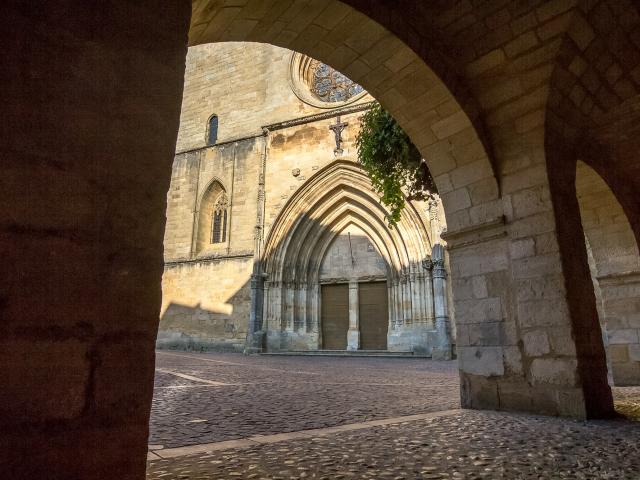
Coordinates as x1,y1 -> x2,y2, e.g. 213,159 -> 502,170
289,53 -> 368,108
309,60 -> 364,103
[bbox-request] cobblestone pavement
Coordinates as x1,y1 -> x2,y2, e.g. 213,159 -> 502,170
148,409 -> 640,479
148,352 -> 640,479
150,351 -> 460,448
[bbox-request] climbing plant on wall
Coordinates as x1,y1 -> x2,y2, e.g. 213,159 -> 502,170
356,102 -> 437,226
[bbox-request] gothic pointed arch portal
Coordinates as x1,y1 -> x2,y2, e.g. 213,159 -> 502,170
256,160 -> 451,356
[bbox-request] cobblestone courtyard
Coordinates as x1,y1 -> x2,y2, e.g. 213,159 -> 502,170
148,351 -> 640,479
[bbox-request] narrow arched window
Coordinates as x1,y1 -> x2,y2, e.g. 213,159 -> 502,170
207,115 -> 219,145
211,194 -> 228,244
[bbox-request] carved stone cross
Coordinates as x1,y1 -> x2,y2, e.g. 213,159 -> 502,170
329,115 -> 348,155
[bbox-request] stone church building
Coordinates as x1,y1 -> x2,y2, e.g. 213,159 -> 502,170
159,43 -> 454,357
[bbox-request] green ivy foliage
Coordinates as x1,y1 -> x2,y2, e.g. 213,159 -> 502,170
356,102 -> 437,226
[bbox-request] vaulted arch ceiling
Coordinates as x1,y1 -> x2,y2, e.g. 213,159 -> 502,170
544,0 -> 640,241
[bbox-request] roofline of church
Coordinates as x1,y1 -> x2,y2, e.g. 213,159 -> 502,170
174,101 -> 375,156
262,100 -> 374,132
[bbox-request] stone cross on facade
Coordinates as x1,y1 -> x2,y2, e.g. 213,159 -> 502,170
329,115 -> 348,155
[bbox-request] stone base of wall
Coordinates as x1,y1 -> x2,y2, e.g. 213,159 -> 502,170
389,326 -> 453,359
156,331 -> 245,353
460,373 -> 589,419
599,272 -> 640,386
611,362 -> 640,386
388,326 -> 439,356
265,326 -> 449,355
267,330 -> 320,351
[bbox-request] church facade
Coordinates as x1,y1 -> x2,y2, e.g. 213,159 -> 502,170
160,42 -> 454,358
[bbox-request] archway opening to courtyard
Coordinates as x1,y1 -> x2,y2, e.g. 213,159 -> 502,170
150,18 -> 639,464
183,0 -> 630,423
152,39 -> 463,456
576,160 -> 640,391
158,40 -> 456,360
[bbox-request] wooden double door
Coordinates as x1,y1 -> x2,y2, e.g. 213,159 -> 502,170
321,281 -> 388,350
359,281 -> 389,350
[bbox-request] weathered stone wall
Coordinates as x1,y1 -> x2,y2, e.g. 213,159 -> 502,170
164,137 -> 263,261
263,111 -> 366,236
160,257 -> 253,351
577,160 -> 640,385
164,152 -> 201,260
320,225 -> 387,281
176,42 -> 373,152
160,136 -> 262,348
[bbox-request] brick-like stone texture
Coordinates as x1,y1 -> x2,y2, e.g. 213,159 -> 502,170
577,160 -> 640,385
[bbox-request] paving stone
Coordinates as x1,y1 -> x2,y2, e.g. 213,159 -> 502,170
148,409 -> 640,479
149,352 -> 460,448
148,352 -> 640,479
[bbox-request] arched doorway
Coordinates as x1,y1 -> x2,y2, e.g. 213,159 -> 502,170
259,161 -> 451,357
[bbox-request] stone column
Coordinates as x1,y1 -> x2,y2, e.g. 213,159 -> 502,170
422,258 -> 435,327
389,280 -> 399,329
410,267 -> 421,324
432,244 -> 452,360
309,282 -> 319,332
347,281 -> 360,351
402,269 -> 413,325
392,280 -> 403,329
285,284 -> 295,332
246,272 -> 266,353
1,2 -> 192,478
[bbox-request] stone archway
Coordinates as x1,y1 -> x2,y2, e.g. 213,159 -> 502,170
576,160 -> 640,386
541,0 -> 640,418
188,1 -> 501,232
189,0 -> 617,420
258,160 -> 451,357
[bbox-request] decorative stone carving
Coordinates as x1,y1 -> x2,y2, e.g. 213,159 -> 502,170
256,161 -> 449,354
329,115 -> 348,156
289,53 -> 367,109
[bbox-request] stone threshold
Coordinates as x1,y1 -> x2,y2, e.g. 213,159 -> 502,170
260,350 -> 428,358
147,409 -> 461,461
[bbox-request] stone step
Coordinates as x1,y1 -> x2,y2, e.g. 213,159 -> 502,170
260,350 -> 428,358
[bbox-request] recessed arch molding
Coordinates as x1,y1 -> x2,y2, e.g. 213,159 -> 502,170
254,160 -> 453,357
